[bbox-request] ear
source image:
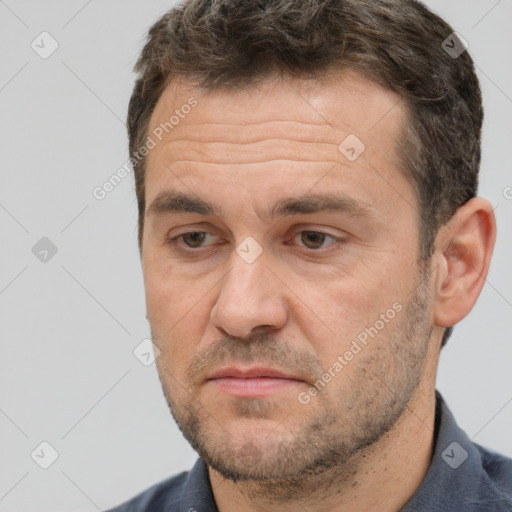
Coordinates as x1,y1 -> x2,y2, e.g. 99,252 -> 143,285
432,198 -> 496,329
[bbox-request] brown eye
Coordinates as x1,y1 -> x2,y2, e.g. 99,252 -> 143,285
299,231 -> 336,250
168,231 -> 221,253
181,232 -> 207,247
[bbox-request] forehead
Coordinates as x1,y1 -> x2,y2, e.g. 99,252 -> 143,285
149,70 -> 405,141
144,69 -> 412,221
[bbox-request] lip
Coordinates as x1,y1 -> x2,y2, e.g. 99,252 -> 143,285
206,366 -> 304,397
208,366 -> 301,380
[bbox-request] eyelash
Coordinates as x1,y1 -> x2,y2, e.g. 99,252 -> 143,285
167,230 -> 342,253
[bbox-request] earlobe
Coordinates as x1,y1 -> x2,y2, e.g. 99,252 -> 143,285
433,198 -> 496,329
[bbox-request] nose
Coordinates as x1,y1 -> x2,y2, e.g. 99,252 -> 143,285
210,249 -> 288,339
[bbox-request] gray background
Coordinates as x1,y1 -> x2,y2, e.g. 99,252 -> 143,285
1,1 -> 511,510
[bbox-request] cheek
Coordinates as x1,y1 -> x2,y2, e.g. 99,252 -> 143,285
143,251 -> 193,322
143,260 -> 214,371
288,267 -> 401,363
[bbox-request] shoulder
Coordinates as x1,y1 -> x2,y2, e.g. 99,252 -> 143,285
103,471 -> 189,512
403,392 -> 512,511
103,458 -> 217,512
474,442 -> 512,505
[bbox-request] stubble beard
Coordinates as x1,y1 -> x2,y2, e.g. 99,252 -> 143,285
154,271 -> 433,500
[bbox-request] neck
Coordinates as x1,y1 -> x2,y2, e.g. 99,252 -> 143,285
209,379 -> 437,512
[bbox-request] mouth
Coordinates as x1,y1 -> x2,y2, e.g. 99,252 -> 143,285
206,366 -> 305,397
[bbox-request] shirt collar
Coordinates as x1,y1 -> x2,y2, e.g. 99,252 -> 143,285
401,390 -> 503,511
176,455 -> 218,512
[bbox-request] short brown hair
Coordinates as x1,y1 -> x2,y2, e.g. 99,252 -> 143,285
128,0 -> 483,346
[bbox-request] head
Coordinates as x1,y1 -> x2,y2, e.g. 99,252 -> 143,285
128,0 -> 495,488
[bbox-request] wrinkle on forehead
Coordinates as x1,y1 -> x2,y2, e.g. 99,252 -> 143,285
149,69 -> 405,143
144,68 -> 412,226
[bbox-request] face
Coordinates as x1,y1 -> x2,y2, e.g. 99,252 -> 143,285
142,70 -> 434,483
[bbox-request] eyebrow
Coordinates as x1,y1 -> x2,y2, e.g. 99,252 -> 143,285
146,190 -> 375,221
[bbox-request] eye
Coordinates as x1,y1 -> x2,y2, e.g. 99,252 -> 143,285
169,231 -> 218,249
293,230 -> 340,250
168,229 -> 342,253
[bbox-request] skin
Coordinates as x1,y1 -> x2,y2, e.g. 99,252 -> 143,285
141,70 -> 496,512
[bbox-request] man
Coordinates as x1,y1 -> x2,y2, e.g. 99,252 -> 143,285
106,0 -> 512,510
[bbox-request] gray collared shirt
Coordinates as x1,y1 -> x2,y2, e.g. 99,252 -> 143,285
105,391 -> 512,511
